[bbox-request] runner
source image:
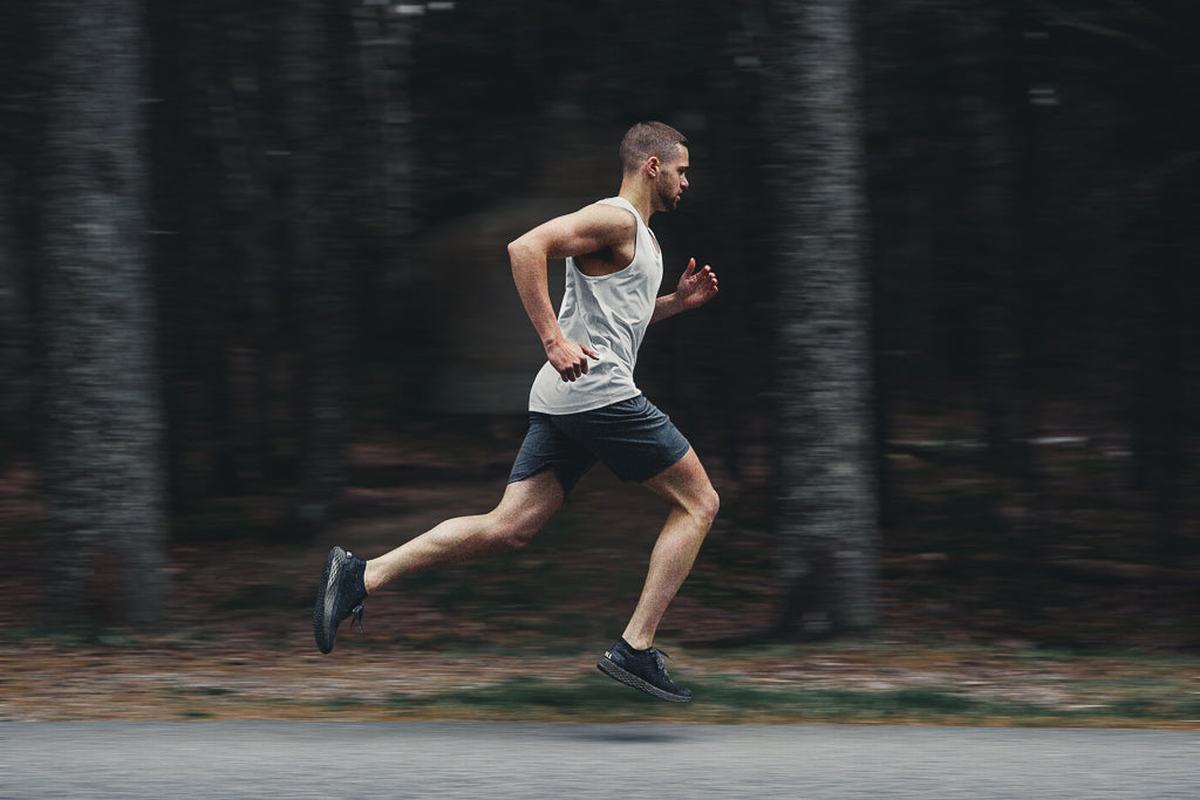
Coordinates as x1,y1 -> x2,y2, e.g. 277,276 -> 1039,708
314,121 -> 720,702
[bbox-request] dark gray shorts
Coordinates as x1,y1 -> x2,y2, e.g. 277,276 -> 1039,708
507,394 -> 691,494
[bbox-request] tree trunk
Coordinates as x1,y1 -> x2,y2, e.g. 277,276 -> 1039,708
0,5 -> 41,465
983,9 -> 1033,484
350,2 -> 416,368
41,0 -> 166,625
771,0 -> 879,635
211,3 -> 290,489
1123,12 -> 1196,566
371,2 -> 415,287
284,0 -> 350,537
0,159 -> 31,463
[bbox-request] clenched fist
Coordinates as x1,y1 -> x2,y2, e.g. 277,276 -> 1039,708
545,335 -> 599,382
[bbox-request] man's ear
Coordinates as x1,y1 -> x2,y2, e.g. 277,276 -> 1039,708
646,156 -> 660,177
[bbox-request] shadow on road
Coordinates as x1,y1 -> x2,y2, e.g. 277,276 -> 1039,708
564,727 -> 690,744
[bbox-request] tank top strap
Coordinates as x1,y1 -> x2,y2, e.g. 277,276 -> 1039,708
596,196 -> 659,254
596,196 -> 641,227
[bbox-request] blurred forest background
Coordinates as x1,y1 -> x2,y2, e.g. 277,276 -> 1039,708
0,0 -> 1197,652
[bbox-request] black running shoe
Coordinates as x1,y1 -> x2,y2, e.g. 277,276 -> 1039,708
313,546 -> 368,654
597,638 -> 693,703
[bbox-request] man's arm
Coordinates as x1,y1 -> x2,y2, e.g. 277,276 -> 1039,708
650,257 -> 720,325
650,294 -> 684,325
507,204 -> 634,382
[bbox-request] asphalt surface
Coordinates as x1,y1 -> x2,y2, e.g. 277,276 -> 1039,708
1,722 -> 1196,799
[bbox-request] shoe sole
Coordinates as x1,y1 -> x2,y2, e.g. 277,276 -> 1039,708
312,547 -> 344,654
597,656 -> 692,703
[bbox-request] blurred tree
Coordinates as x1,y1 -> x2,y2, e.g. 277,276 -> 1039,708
40,0 -> 166,624
0,157 -> 30,464
185,1 -> 241,499
146,0 -> 191,511
771,0 -> 879,636
148,0 -> 245,509
353,1 -> 415,292
1101,1 -> 1200,565
201,2 -> 290,492
0,1 -> 38,465
284,0 -> 352,538
957,5 -> 1027,481
860,0 -> 903,531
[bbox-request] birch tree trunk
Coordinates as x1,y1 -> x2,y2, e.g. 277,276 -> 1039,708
41,0 -> 166,624
772,0 -> 878,635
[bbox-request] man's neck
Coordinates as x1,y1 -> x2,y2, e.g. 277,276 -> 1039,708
617,180 -> 655,226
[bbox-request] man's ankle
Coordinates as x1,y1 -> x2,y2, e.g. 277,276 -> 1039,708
621,634 -> 653,651
363,560 -> 381,595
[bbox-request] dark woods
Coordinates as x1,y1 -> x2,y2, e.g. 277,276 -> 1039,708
0,1 -> 1196,640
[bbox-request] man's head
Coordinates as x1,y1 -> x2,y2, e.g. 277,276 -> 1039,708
620,121 -> 689,212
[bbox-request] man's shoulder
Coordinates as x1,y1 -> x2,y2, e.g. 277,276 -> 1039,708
570,200 -> 637,239
577,198 -> 634,219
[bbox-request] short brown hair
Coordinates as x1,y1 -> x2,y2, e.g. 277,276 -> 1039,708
619,121 -> 688,174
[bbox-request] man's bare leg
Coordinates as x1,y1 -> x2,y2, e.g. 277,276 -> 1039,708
621,448 -> 720,649
363,470 -> 564,594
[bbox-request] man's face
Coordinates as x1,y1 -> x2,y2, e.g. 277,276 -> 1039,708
652,145 -> 689,212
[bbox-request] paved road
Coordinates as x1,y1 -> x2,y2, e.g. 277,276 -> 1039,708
1,722 -> 1196,799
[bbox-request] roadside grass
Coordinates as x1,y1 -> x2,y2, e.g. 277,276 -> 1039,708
6,623 -> 1197,727
301,673 -> 1200,727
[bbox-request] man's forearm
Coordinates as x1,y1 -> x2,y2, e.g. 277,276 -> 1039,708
650,293 -> 684,325
508,241 -> 563,346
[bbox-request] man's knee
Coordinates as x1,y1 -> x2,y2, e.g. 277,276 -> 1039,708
697,486 -> 720,527
486,506 -> 551,551
484,473 -> 563,551
681,485 -> 719,529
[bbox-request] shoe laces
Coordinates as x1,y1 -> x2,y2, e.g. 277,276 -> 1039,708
649,647 -> 672,675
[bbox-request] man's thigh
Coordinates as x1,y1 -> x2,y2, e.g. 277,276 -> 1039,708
641,446 -> 716,509
507,412 -> 597,495
565,395 -> 691,484
495,468 -> 566,528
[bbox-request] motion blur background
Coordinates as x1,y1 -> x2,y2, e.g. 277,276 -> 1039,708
1,0 -> 1197,669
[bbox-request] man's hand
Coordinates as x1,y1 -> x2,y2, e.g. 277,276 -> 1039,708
545,335 -> 599,382
674,257 -> 719,311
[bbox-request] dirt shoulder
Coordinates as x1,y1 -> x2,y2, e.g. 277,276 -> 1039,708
3,632 -> 1198,727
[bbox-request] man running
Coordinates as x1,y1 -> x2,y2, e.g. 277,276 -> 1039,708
313,121 -> 720,703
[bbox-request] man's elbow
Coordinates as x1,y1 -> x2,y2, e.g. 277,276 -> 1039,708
507,236 -> 541,264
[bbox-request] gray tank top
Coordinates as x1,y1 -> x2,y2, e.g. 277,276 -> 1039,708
528,196 -> 664,414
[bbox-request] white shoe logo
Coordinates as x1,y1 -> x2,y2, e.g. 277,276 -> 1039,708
605,651 -> 612,659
